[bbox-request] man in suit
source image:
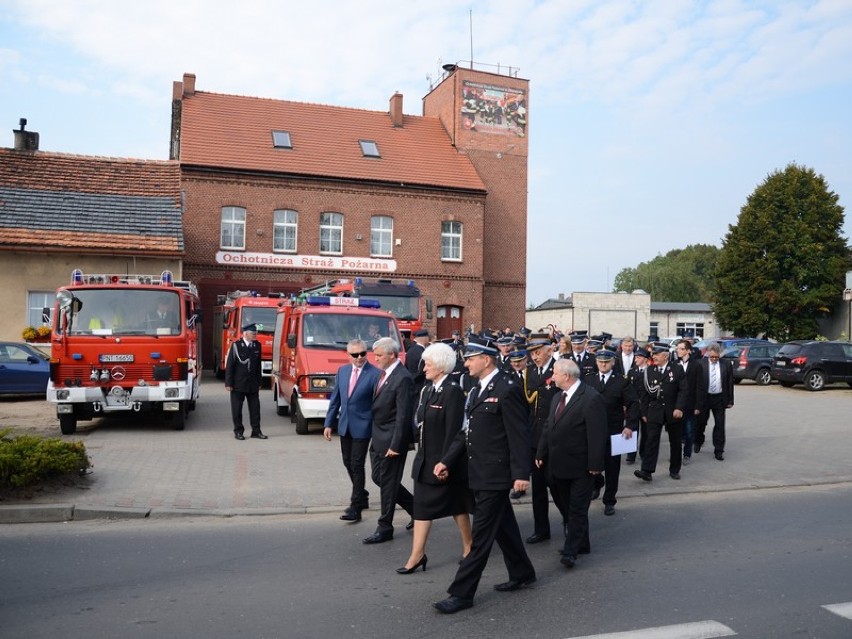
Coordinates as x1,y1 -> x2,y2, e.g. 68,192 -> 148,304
694,342 -> 735,461
615,336 -> 637,377
674,339 -> 701,466
363,337 -> 415,544
634,343 -> 688,481
433,337 -> 535,614
324,339 -> 382,523
536,358 -> 607,568
147,295 -> 179,330
625,346 -> 651,465
522,335 -> 562,543
586,348 -> 640,515
405,329 -> 430,394
564,330 -> 597,377
225,323 -> 266,440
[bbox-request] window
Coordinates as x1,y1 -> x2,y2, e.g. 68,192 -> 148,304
649,321 -> 659,338
441,221 -> 462,261
273,209 -> 298,252
221,206 -> 246,249
370,215 -> 393,257
320,212 -> 343,254
28,291 -> 53,327
359,140 -> 380,157
676,322 -> 705,338
272,130 -> 292,149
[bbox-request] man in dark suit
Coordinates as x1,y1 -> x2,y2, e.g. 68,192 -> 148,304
625,346 -> 651,465
405,329 -> 430,394
586,348 -> 640,516
634,343 -> 688,481
615,336 -> 637,377
147,295 -> 179,331
225,323 -> 266,440
536,358 -> 607,568
433,337 -> 535,614
694,342 -> 735,461
324,339 -> 382,522
674,339 -> 701,466
522,335 -> 562,543
363,337 -> 415,544
564,330 -> 597,377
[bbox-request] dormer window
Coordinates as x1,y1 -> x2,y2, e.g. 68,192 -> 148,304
359,139 -> 380,157
272,130 -> 292,149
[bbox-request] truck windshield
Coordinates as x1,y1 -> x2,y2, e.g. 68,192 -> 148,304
240,307 -> 278,333
370,295 -> 419,320
58,289 -> 182,336
301,313 -> 401,349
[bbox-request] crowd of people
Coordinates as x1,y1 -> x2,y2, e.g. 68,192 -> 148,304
321,326 -> 735,614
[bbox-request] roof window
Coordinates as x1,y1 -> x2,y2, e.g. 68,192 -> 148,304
272,130 -> 292,149
359,140 -> 380,158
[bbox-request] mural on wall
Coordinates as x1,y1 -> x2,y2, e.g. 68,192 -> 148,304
461,81 -> 527,137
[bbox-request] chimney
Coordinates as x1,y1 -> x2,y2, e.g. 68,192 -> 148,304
182,72 -> 196,96
389,92 -> 403,127
557,293 -> 564,301
13,118 -> 39,151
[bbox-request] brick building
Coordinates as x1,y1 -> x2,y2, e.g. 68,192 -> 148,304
170,65 -> 529,367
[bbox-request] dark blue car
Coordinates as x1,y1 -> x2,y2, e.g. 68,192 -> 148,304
0,342 -> 50,395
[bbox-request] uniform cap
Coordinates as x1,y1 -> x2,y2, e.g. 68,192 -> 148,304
242,323 -> 257,333
463,336 -> 498,358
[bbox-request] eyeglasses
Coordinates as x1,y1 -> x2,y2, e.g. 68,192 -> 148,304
349,351 -> 368,358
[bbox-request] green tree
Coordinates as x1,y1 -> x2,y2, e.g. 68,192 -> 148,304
712,164 -> 849,341
613,244 -> 719,302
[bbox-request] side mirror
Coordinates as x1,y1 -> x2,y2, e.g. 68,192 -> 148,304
28,355 -> 40,364
287,334 -> 297,349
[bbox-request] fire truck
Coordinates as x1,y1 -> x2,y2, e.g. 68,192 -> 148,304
211,290 -> 282,380
46,269 -> 202,434
271,295 -> 404,434
307,278 -> 431,342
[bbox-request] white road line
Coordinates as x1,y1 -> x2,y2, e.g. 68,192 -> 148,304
822,602 -> 852,619
566,620 -> 736,639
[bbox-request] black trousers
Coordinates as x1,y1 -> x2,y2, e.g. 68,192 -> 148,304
530,447 -> 555,536
550,473 -> 593,558
369,448 -> 414,534
340,434 -> 370,510
696,393 -> 727,453
230,391 -> 260,434
641,419 -> 682,475
448,489 -> 535,600
599,446 -> 622,506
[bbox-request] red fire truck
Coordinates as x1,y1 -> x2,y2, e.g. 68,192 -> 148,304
46,269 -> 202,434
271,295 -> 404,434
308,278 -> 430,342
211,290 -> 282,380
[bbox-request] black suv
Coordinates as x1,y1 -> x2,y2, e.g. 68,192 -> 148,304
771,341 -> 852,391
722,342 -> 782,385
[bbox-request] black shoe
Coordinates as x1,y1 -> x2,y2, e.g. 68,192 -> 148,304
590,487 -> 601,500
339,508 -> 361,522
715,452 -> 725,461
670,472 -> 681,480
509,489 -> 526,499
560,555 -> 577,568
634,469 -> 652,481
525,532 -> 551,544
694,443 -> 702,453
434,596 -> 474,614
493,575 -> 536,592
405,518 -> 414,531
396,555 -> 427,574
234,433 -> 245,440
362,531 -> 393,544
604,504 -> 615,516
250,432 -> 268,439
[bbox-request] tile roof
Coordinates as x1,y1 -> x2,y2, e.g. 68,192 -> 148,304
178,91 -> 487,192
0,149 -> 183,255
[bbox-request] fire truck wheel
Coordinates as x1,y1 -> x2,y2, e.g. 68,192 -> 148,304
276,402 -> 290,417
59,414 -> 77,435
170,403 -> 187,431
294,399 -> 309,435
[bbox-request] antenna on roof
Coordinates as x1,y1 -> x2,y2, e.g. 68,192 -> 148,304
469,9 -> 474,69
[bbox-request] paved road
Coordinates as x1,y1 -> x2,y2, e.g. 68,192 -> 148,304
1,374 -> 851,522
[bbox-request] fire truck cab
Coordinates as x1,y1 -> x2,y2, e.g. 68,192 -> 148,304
271,296 -> 404,434
46,269 -> 202,434
212,291 -> 281,380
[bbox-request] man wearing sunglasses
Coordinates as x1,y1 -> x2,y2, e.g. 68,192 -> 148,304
324,339 -> 383,523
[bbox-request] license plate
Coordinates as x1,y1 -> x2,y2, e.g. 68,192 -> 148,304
775,361 -> 785,367
99,354 -> 134,363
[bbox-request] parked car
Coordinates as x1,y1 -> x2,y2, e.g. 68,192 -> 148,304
0,341 -> 51,395
722,343 -> 783,385
771,340 -> 852,391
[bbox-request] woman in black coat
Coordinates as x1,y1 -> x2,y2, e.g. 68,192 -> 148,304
396,342 -> 473,574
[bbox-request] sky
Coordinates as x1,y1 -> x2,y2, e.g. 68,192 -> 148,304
2,0 -> 851,307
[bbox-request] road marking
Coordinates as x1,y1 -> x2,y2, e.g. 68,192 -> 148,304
566,620 -> 736,639
822,602 -> 852,619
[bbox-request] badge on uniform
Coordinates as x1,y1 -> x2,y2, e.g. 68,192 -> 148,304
485,397 -> 499,403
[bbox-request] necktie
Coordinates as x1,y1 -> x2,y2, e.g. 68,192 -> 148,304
348,366 -> 359,397
710,363 -> 719,393
555,392 -> 568,420
538,367 -> 543,377
375,371 -> 386,396
465,383 -> 480,416
600,374 -> 606,385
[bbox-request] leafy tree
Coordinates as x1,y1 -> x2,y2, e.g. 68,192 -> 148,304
612,244 -> 719,302
712,164 -> 849,341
